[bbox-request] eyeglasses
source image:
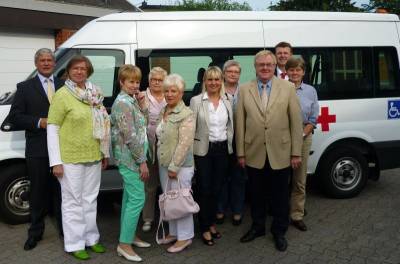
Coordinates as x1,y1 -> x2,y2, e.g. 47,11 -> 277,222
225,70 -> 240,75
151,78 -> 164,83
256,63 -> 276,68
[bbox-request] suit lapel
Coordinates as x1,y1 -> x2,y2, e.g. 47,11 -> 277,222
201,96 -> 210,129
267,76 -> 281,110
222,95 -> 233,124
248,80 -> 264,114
33,75 -> 49,103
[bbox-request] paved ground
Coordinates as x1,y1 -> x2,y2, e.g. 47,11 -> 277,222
1,169 -> 400,264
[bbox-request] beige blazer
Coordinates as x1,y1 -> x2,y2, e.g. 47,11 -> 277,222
235,76 -> 303,170
190,92 -> 234,156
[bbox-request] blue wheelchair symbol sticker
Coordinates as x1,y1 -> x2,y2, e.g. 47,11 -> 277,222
388,100 -> 400,119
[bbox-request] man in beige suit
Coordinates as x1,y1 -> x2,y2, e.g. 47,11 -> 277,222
236,50 -> 303,251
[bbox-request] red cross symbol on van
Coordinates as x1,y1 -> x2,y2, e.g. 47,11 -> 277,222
317,107 -> 336,132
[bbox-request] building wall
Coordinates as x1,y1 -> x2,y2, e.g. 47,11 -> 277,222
0,27 -> 54,94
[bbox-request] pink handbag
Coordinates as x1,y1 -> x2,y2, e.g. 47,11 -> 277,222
156,177 -> 199,244
159,177 -> 199,221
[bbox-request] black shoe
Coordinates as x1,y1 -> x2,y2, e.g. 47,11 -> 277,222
202,233 -> 215,246
273,236 -> 288,252
232,215 -> 242,226
291,219 -> 307,231
240,229 -> 265,243
210,230 -> 222,239
24,236 -> 41,251
215,215 -> 225,225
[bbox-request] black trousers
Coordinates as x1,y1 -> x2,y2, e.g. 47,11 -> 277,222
246,157 -> 290,237
26,157 -> 62,239
195,141 -> 229,233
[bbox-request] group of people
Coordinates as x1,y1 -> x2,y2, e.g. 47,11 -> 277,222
9,41 -> 319,261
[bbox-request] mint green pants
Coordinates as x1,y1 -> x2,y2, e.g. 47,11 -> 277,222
118,165 -> 145,244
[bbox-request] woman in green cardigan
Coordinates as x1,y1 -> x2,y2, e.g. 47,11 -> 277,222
47,55 -> 110,260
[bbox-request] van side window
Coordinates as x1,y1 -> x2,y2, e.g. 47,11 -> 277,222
375,47 -> 400,97
306,48 -> 373,100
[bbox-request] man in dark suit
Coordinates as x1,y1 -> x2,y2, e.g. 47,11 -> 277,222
9,48 -> 64,250
274,41 -> 293,80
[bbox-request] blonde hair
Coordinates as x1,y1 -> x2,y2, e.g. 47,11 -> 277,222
118,64 -> 142,83
254,50 -> 277,66
202,66 -> 225,97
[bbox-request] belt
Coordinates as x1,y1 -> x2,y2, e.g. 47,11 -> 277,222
209,140 -> 227,148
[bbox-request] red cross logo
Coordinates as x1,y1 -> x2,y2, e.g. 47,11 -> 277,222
317,107 -> 336,132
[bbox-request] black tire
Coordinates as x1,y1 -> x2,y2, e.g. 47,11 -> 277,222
0,163 -> 30,224
318,147 -> 368,198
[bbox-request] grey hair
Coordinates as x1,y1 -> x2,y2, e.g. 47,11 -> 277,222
163,73 -> 185,93
148,66 -> 167,82
223,60 -> 241,73
34,48 -> 55,63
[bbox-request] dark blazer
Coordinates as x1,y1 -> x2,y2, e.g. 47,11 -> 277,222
9,75 -> 64,158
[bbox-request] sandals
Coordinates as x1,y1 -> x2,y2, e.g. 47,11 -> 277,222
210,230 -> 222,239
202,233 -> 215,246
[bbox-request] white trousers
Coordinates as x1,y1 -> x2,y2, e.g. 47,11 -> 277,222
159,166 -> 195,240
59,162 -> 101,252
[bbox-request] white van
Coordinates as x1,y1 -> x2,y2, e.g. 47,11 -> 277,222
0,11 -> 399,224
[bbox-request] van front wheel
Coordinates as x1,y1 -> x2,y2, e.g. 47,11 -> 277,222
319,147 -> 368,198
0,163 -> 30,224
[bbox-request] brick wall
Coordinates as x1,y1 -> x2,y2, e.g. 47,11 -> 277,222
55,29 -> 76,48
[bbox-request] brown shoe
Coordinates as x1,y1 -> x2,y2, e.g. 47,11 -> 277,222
291,219 -> 307,231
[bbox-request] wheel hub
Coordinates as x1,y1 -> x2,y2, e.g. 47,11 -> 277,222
5,178 -> 30,216
332,158 -> 361,191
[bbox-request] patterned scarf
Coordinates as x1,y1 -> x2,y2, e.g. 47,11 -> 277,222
65,79 -> 110,158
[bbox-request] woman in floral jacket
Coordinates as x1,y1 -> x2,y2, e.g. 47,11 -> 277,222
111,64 -> 150,262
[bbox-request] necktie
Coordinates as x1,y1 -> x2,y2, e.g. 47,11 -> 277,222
280,72 -> 287,79
261,84 -> 268,109
46,79 -> 54,103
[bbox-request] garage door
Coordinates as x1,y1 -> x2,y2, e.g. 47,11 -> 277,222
0,27 -> 54,95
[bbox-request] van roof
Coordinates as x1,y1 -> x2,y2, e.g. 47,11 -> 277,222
98,11 -> 399,22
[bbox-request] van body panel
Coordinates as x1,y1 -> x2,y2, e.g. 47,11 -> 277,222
60,20 -> 137,48
264,21 -> 399,47
136,21 -> 264,49
309,97 -> 400,173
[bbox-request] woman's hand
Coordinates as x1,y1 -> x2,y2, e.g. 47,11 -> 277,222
136,91 -> 147,110
52,164 -> 63,178
168,170 -> 177,179
101,158 -> 108,170
139,162 -> 149,182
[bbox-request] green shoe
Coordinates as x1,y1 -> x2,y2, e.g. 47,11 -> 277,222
71,250 -> 90,260
89,243 -> 106,253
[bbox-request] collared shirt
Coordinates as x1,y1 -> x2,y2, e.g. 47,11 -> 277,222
277,68 -> 289,80
257,79 -> 272,98
146,88 -> 166,145
203,93 -> 228,142
295,82 -> 320,127
37,73 -> 55,96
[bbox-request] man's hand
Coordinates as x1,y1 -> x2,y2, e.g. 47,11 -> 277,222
291,156 -> 302,169
238,157 -> 246,168
168,170 -> 178,179
39,118 -> 48,129
101,158 -> 108,170
139,162 -> 149,182
52,164 -> 63,178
